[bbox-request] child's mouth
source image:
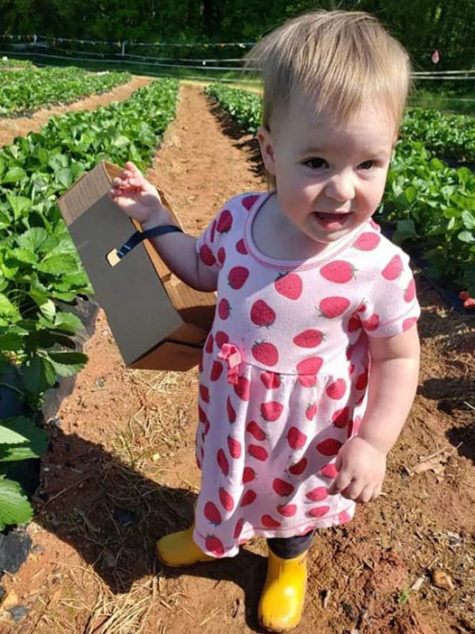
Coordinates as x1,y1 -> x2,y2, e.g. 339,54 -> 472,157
314,212 -> 349,231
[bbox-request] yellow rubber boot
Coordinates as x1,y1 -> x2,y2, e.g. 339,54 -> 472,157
258,548 -> 308,632
156,524 -> 215,567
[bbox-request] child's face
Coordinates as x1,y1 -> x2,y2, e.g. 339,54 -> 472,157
258,94 -> 397,245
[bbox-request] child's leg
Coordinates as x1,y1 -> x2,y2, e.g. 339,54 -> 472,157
258,530 -> 315,632
267,529 -> 316,558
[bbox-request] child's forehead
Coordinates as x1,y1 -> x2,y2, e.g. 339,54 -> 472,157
272,91 -> 396,132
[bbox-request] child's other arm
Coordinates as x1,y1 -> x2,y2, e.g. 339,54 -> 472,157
357,324 -> 420,453
110,161 -> 218,292
328,325 -> 420,502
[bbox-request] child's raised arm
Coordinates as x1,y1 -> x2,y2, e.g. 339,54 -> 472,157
110,162 -> 218,292
329,325 -> 420,502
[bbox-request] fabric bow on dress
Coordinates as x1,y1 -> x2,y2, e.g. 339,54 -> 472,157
218,343 -> 242,385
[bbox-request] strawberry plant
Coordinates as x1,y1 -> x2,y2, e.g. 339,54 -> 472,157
0,417 -> 48,530
0,66 -> 131,117
401,108 -> 475,164
0,77 -> 179,528
205,84 -> 261,133
380,140 -> 475,296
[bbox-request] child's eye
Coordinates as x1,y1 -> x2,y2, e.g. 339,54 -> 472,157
358,160 -> 375,170
304,158 -> 328,169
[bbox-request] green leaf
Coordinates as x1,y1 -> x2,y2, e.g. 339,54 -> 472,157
0,416 -> 48,462
458,231 -> 475,244
0,333 -> 23,351
39,299 -> 56,321
2,166 -> 27,184
462,211 -> 475,230
0,477 -> 32,529
36,253 -> 78,274
55,167 -> 74,189
0,424 -> 31,445
53,311 -> 83,333
22,355 -> 56,394
6,193 -> 31,220
16,227 -> 50,252
112,135 -> 130,148
0,293 -> 18,317
12,247 -> 37,265
47,351 -> 88,377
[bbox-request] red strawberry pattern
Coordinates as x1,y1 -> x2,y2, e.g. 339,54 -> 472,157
273,478 -> 295,496
217,209 -> 233,233
320,260 -> 356,284
261,401 -> 284,422
293,329 -> 324,348
382,254 -> 403,280
274,272 -> 303,300
319,296 -> 351,318
252,341 -> 279,366
288,457 -> 307,475
250,299 -> 276,327
204,501 -> 222,525
241,489 -> 257,506
227,435 -> 242,459
205,535 -> 225,557
228,266 -> 249,290
353,232 -> 380,251
218,298 -> 230,319
219,487 -> 235,511
260,371 -> 280,389
191,193 -> 419,558
246,420 -> 267,441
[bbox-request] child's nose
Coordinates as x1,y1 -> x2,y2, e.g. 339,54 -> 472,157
324,173 -> 355,202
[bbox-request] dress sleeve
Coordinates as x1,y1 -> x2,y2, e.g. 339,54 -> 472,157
195,210 -> 226,275
360,248 -> 420,337
195,194 -> 250,274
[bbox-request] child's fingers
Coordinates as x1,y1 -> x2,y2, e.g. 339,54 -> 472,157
355,483 -> 374,504
328,469 -> 352,495
125,160 -> 142,176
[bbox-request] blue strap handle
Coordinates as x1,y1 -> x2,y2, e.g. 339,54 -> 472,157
108,224 -> 183,265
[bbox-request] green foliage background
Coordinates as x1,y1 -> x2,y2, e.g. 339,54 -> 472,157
0,0 -> 474,70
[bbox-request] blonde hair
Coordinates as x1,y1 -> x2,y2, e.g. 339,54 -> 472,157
244,10 -> 412,131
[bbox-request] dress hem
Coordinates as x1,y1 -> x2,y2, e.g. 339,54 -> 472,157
193,503 -> 355,559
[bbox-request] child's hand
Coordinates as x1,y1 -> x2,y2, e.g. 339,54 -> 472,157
327,437 -> 386,503
110,161 -> 167,225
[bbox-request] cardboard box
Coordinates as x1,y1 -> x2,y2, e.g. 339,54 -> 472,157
58,161 -> 216,371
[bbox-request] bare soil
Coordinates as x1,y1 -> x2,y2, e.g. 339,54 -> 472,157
0,82 -> 474,634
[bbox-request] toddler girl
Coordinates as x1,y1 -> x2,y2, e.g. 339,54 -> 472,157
110,10 -> 420,632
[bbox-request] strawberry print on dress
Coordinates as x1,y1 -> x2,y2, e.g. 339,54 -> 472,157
192,191 -> 420,558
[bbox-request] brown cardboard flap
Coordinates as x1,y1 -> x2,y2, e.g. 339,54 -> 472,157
130,341 -> 202,371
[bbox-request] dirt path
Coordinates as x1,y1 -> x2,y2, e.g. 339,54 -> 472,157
1,83 -> 474,634
0,75 -> 152,147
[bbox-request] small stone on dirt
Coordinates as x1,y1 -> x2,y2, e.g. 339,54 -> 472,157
431,569 -> 455,590
7,606 -> 29,622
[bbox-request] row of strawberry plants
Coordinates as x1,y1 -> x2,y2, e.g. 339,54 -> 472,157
0,78 -> 179,529
0,66 -> 131,118
205,83 -> 475,163
401,108 -> 475,164
205,83 -> 475,297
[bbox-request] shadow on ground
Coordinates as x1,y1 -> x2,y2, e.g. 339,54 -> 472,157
34,425 -> 268,630
207,98 -> 266,183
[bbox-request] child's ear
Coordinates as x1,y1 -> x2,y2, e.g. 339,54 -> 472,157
257,125 -> 276,175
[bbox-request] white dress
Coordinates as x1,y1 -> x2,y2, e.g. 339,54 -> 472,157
191,191 -> 420,558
